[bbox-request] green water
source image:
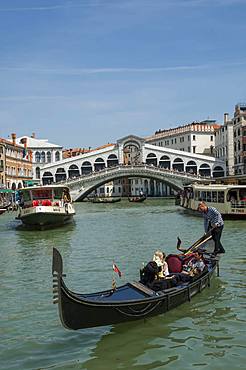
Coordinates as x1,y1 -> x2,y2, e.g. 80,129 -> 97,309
0,199 -> 245,370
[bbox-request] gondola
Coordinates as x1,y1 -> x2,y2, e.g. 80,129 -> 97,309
52,246 -> 219,330
91,197 -> 121,204
128,195 -> 146,203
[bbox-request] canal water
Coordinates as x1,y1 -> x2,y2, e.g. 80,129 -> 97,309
0,199 -> 245,370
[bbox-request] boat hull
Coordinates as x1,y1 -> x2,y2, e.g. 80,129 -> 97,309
52,248 -> 216,330
17,205 -> 75,228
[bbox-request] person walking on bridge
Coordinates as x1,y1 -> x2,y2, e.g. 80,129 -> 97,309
198,201 -> 225,256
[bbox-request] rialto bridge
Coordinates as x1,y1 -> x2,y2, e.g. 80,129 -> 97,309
39,135 -> 225,201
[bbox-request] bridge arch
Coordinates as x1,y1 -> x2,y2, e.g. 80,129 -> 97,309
55,167 -> 67,182
68,165 -> 202,201
68,164 -> 80,179
42,171 -> 54,185
81,161 -> 93,175
94,157 -> 105,171
213,166 -> 225,178
173,157 -> 184,172
199,163 -> 211,177
159,155 -> 171,169
107,154 -> 118,167
185,160 -> 197,174
146,153 -> 157,166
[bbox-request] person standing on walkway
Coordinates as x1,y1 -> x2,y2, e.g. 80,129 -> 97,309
198,201 -> 225,256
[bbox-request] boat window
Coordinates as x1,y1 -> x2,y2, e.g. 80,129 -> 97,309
218,191 -> 224,203
54,188 -> 63,199
32,189 -> 53,200
200,191 -> 206,201
206,192 -> 211,202
212,191 -> 217,203
22,191 -> 31,202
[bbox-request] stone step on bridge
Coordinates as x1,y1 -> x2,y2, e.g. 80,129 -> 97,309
62,164 -> 209,201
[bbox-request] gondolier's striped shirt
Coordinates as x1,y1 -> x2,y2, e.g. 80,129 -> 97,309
203,207 -> 224,232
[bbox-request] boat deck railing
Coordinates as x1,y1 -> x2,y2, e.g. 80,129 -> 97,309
231,200 -> 246,209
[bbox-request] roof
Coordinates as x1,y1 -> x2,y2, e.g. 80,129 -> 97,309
18,185 -> 70,191
16,136 -> 62,149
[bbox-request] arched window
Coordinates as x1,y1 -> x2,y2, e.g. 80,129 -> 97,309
146,153 -> 157,166
159,155 -> 170,169
17,182 -> 22,189
35,151 -> 41,163
47,151 -> 51,163
94,158 -> 105,172
55,151 -> 60,162
172,158 -> 184,172
213,166 -> 225,178
81,161 -> 93,175
107,154 -> 118,167
11,183 -> 17,190
36,167 -> 40,179
42,172 -> 54,185
199,163 -> 211,177
41,151 -> 46,163
68,164 -> 80,178
185,160 -> 197,174
55,168 -> 66,182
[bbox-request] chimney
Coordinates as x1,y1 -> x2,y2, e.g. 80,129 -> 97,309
224,113 -> 229,124
31,132 -> 36,138
11,133 -> 16,145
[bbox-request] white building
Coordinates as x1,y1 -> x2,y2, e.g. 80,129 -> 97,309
16,134 -> 63,183
145,120 -> 220,155
215,104 -> 246,176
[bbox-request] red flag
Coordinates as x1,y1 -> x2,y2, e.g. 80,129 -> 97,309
113,263 -> 122,278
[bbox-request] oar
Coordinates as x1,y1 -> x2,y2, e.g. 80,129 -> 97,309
184,234 -> 212,255
177,227 -> 215,255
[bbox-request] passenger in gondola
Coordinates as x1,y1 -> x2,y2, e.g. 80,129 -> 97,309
152,250 -> 169,278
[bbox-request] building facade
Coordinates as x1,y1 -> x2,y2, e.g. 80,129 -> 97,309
215,104 -> 246,176
145,120 -> 220,155
17,134 -> 63,183
0,134 -> 33,189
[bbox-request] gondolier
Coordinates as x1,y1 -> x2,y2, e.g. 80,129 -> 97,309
198,201 -> 225,256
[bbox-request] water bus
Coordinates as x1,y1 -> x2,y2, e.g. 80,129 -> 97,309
16,185 -> 75,228
179,183 -> 246,219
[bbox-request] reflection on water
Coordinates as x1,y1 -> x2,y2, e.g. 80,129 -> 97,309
0,200 -> 245,370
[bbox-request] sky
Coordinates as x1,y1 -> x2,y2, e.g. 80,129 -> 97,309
0,0 -> 246,149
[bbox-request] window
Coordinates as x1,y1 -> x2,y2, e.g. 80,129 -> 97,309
55,151 -> 60,161
47,151 -> 51,163
193,146 -> 196,153
210,136 -> 213,141
193,135 -> 196,141
35,152 -> 41,163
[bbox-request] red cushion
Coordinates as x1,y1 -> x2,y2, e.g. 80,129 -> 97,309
166,255 -> 183,273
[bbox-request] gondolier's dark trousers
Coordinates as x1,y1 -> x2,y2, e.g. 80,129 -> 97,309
211,225 -> 225,254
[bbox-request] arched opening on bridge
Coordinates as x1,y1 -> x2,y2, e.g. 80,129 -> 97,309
36,167 -> 40,179
146,153 -> 157,166
81,161 -> 93,175
199,163 -> 211,177
107,154 -> 119,167
42,172 -> 54,185
185,160 -> 197,174
123,141 -> 141,165
55,151 -> 60,162
68,164 -> 80,179
159,155 -> 171,169
173,158 -> 184,172
213,166 -> 225,178
55,168 -> 67,182
94,158 -> 105,172
11,183 -> 16,190
18,182 -> 22,189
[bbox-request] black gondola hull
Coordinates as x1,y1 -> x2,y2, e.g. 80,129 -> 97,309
52,248 -> 216,330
